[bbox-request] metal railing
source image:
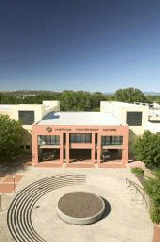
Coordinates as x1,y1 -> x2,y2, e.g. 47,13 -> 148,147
126,178 -> 149,208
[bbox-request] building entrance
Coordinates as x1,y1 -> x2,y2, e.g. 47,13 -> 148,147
69,149 -> 91,162
39,148 -> 60,162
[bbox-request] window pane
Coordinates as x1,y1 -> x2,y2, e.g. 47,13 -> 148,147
51,135 -> 55,144
127,112 -> 142,126
38,135 -> 44,145
112,136 -> 116,145
85,133 -> 91,143
18,111 -> 34,125
77,134 -> 81,143
56,135 -> 60,144
81,134 -> 85,143
101,136 -> 105,145
46,136 -> 50,144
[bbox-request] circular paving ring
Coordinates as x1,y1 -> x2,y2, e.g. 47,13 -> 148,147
7,174 -> 86,242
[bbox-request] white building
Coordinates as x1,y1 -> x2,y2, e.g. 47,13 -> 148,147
100,101 -> 160,157
0,100 -> 60,150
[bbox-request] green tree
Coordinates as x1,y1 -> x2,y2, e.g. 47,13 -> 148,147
90,92 -> 109,111
0,115 -> 27,160
60,91 -> 92,111
114,88 -> 149,103
134,131 -> 160,168
1,95 -> 20,104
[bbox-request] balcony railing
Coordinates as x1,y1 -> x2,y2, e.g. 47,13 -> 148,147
101,142 -> 123,146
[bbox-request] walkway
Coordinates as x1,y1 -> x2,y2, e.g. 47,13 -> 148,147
0,174 -> 23,193
0,167 -> 154,242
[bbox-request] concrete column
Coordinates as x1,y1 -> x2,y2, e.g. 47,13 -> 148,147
66,132 -> 70,164
97,133 -> 101,164
122,126 -> 129,164
91,133 -> 95,164
122,148 -> 128,164
60,133 -> 64,164
122,136 -> 128,164
32,126 -> 38,166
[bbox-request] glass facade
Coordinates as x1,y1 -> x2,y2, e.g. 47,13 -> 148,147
101,136 -> 123,145
70,133 -> 92,143
38,135 -> 60,145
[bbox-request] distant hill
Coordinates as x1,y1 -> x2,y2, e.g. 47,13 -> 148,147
144,92 -> 160,96
1,90 -> 114,96
1,90 -> 61,96
1,90 -> 160,96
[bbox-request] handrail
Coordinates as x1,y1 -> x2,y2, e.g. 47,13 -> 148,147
126,178 -> 149,208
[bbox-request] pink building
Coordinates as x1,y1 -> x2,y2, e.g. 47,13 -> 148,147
32,112 -> 129,168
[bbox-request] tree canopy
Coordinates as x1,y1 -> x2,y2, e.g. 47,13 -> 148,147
134,131 -> 160,168
60,90 -> 111,111
114,88 -> 149,103
0,115 -> 29,160
0,88 -> 159,110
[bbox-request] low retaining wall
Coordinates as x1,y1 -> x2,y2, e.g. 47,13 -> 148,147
153,224 -> 160,242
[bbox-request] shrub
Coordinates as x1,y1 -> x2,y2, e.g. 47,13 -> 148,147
143,176 -> 160,224
131,167 -> 144,177
134,131 -> 160,168
150,206 -> 160,224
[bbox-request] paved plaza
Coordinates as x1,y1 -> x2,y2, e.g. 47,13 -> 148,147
0,167 -> 154,242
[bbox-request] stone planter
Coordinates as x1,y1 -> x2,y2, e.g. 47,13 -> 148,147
57,192 -> 105,225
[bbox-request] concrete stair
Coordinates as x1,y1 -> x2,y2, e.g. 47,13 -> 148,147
125,180 -> 148,210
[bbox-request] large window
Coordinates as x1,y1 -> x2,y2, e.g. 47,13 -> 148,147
18,111 -> 34,125
126,111 -> 142,126
101,136 -> 123,145
70,133 -> 92,143
38,135 -> 60,145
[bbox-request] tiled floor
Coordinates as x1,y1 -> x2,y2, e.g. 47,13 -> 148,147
153,224 -> 160,242
34,161 -> 126,168
0,165 -> 157,242
35,162 -> 63,168
0,174 -> 23,193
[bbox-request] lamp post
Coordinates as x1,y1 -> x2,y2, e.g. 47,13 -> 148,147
13,175 -> 16,194
0,194 -> 1,212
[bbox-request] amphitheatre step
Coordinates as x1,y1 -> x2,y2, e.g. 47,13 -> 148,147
7,174 -> 86,242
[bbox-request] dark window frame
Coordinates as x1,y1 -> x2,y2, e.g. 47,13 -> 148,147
18,110 -> 34,125
39,135 -> 60,145
101,136 -> 123,145
126,111 -> 142,126
70,133 -> 92,143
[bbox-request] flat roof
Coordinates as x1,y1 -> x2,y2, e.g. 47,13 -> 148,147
37,112 -> 123,126
145,121 -> 160,132
101,101 -> 149,108
0,104 -> 43,109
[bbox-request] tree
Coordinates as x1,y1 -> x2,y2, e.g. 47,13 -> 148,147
114,88 -> 149,103
60,91 -> 92,111
134,131 -> 160,168
0,115 -> 28,160
90,92 -> 109,111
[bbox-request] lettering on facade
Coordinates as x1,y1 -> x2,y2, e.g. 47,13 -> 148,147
46,127 -> 52,132
54,128 -> 99,132
76,128 -> 99,131
103,129 -> 116,131
55,128 -> 72,131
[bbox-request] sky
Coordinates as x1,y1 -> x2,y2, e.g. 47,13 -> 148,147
0,0 -> 160,93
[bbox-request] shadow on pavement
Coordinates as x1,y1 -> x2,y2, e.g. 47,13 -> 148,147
0,153 -> 32,176
101,197 -> 112,220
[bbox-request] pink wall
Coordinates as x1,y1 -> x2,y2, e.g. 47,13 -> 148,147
32,124 -> 129,166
